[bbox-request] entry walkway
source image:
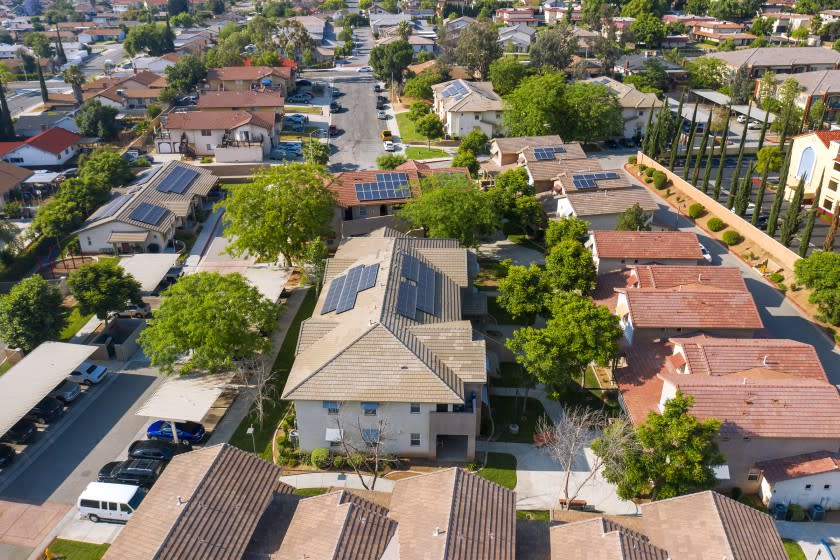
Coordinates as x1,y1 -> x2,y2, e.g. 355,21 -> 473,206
278,472 -> 395,493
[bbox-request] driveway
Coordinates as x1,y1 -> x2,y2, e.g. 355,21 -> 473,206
776,521 -> 840,560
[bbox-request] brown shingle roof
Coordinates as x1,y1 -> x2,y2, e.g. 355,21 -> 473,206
492,135 -> 566,155
549,517 -> 669,560
756,451 -> 840,483
104,444 -> 294,560
621,289 -> 763,330
0,161 -> 33,195
592,231 -> 702,260
164,110 -> 276,131
206,65 -> 292,82
389,468 -> 516,560
196,90 -> 285,109
630,265 -> 747,292
562,187 -> 658,217
525,149 -> 595,183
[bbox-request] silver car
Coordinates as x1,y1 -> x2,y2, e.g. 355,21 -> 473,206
49,380 -> 82,403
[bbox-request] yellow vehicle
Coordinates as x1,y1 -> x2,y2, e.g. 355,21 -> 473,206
380,129 -> 392,141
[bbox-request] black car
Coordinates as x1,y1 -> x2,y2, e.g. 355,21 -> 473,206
98,459 -> 164,488
375,100 -> 385,110
330,101 -> 342,113
0,444 -> 15,468
295,79 -> 312,87
603,139 -> 619,149
25,397 -> 64,424
0,419 -> 36,444
128,439 -> 192,462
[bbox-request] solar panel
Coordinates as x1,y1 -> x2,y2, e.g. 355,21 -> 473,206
336,265 -> 364,314
416,264 -> 436,314
533,146 -> 567,161
396,281 -> 418,319
157,166 -> 199,194
320,275 -> 346,314
355,172 -> 412,201
401,253 -> 420,281
571,172 -> 619,190
91,193 -> 132,221
129,202 -> 167,225
358,263 -> 379,291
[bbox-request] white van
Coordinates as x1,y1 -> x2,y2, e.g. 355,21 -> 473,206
77,482 -> 145,523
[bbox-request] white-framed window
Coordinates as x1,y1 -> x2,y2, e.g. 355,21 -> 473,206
410,433 -> 421,446
361,402 -> 378,416
201,129 -> 212,136
410,403 -> 420,414
323,401 -> 340,415
805,484 -> 813,490
747,470 -> 760,481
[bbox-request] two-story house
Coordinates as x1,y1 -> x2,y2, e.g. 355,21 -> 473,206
584,77 -> 665,140
704,47 -> 840,78
431,80 -> 504,138
282,232 -> 488,462
205,66 -> 295,96
771,70 -> 840,125
155,110 -> 279,162
784,129 -> 840,219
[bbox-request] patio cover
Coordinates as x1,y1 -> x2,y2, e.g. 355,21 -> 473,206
730,104 -> 776,123
109,231 -> 151,244
0,342 -> 97,437
119,253 -> 180,293
691,89 -> 731,107
24,171 -> 61,184
135,371 -> 236,423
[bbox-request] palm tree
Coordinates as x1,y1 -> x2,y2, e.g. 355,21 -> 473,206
0,63 -> 15,141
396,20 -> 412,41
62,65 -> 86,105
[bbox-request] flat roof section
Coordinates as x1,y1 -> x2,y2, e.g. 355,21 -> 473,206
135,371 -> 235,423
119,253 -> 180,293
0,342 -> 97,437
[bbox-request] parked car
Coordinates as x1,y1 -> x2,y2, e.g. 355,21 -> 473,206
285,114 -> 309,124
330,101 -> 341,113
0,419 -> 36,444
377,110 -> 387,120
78,482 -> 145,523
67,362 -> 108,385
699,243 -> 712,263
747,121 -> 762,130
287,94 -> 311,104
25,397 -> 64,424
128,439 -> 192,462
603,139 -> 619,149
373,84 -> 381,93
383,140 -> 395,152
331,87 -> 341,96
61,167 -> 78,177
278,141 -> 303,155
380,129 -> 393,141
146,420 -> 206,443
269,149 -> 295,161
736,115 -> 747,123
287,123 -> 304,132
98,459 -> 164,489
329,124 -> 338,137
295,79 -> 312,87
49,380 -> 82,403
357,66 -> 372,72
0,444 -> 15,468
375,100 -> 385,110
115,301 -> 151,319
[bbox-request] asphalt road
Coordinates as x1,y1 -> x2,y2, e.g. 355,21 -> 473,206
0,362 -> 162,505
325,73 -> 388,172
81,43 -> 126,78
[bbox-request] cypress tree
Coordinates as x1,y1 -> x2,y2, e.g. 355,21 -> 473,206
691,111 -> 714,187
712,106 -> 732,201
779,177 -> 805,247
824,205 -> 839,251
798,173 -> 823,257
700,131 -> 717,194
36,63 -> 48,103
641,104 -> 656,154
766,149 -> 793,238
756,107 -> 770,151
726,104 -> 751,209
668,90 -> 686,171
55,28 -> 67,66
0,80 -> 15,141
733,162 -> 755,217
682,104 -> 699,180
752,164 -> 771,227
726,159 -> 742,209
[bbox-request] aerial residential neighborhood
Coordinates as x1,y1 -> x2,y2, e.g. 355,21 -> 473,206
0,0 -> 838,557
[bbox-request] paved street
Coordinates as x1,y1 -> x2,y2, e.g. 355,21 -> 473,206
326,73 -> 388,172
81,43 -> 126,78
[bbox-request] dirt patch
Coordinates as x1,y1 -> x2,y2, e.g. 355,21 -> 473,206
0,500 -> 70,548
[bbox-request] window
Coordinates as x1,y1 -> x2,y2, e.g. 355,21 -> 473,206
108,502 -> 118,511
86,236 -> 92,246
474,114 -> 480,120
201,129 -> 212,136
361,402 -> 378,416
410,433 -> 421,446
206,144 -> 212,151
120,504 -> 131,513
330,440 -> 341,447
805,484 -> 812,490
80,499 -> 99,508
323,401 -> 340,415
410,403 -> 421,414
747,470 -> 760,481
436,404 -> 448,413
362,428 -> 379,447
358,206 -> 367,217
8,158 -> 23,163
825,484 -> 831,490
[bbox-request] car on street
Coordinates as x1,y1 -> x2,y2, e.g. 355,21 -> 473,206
329,124 -> 338,137
287,94 -> 311,104
1,419 -> 36,444
383,140 -> 395,152
699,243 -> 712,263
373,84 -> 381,92
114,301 -> 151,319
285,114 -> 309,124
357,66 -> 372,72
146,420 -> 206,443
755,214 -> 770,228
128,439 -> 192,462
736,115 -> 747,123
377,110 -> 387,119
25,397 -> 64,424
331,87 -> 341,96
0,444 -> 15,468
380,129 -> 393,141
330,101 -> 342,113
375,100 -> 385,110
49,380 -> 82,403
295,79 -> 312,87
68,362 -> 108,385
747,121 -> 762,129
98,459 -> 164,489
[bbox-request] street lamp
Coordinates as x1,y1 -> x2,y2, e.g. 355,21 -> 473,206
246,425 -> 256,454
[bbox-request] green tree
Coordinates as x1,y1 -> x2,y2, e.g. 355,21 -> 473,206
74,99 -> 120,140
545,216 -> 590,247
799,178 -> 822,257
779,177 -> 805,247
24,32 -> 52,103
402,72 -> 443,100
217,163 -> 335,265
502,71 -> 567,137
668,90 -> 686,171
621,0 -> 668,17
167,0 -> 189,15
766,149 -> 793,237
62,64 -> 85,105
774,78 -> 803,150
726,104 -> 752,209
712,107 -> 732,201
562,82 -> 623,144
529,24 -> 577,71
595,392 -> 723,501
302,139 -> 330,165
691,112 -> 714,186
794,251 -> 840,325
497,264 -> 550,324
397,173 -> 499,247
733,162 -> 755,217
750,16 -> 775,36
67,260 -> 143,327
624,60 -> 668,94
0,276 -> 65,352
630,13 -> 666,47
682,104 -> 699,180
688,57 -> 728,90
454,20 -> 501,79
369,39 -> 413,83
807,99 -> 825,130
138,272 -> 281,374
376,153 -> 408,169
451,149 -> 479,176
544,239 -> 596,294
407,100 -> 430,122
415,113 -> 444,150
124,23 -> 175,57
459,129 -> 489,155
0,62 -> 16,141
729,64 -> 752,105
488,55 -> 533,96
31,198 -> 84,239
78,148 -> 134,188
162,53 -> 206,99
709,0 -> 762,19
615,203 -> 653,231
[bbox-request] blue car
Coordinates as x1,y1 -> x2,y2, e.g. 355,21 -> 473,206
146,420 -> 206,443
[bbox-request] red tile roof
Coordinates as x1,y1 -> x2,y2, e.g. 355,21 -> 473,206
756,451 -> 840,483
196,90 -> 285,109
0,142 -> 24,157
630,265 -> 747,292
814,130 -> 840,147
164,110 -> 276,131
592,231 -> 702,260
613,342 -> 672,424
622,289 -> 763,330
206,66 -> 293,82
25,127 -> 82,154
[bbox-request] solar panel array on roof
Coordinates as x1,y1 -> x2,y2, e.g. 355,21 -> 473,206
401,253 -> 420,281
157,165 -> 199,194
321,276 -> 346,314
129,202 -> 168,226
396,281 -> 418,319
571,171 -> 619,189
355,172 -> 411,201
90,193 -> 132,221
358,263 -> 380,291
441,80 -> 468,100
320,263 -> 380,315
416,264 -> 436,314
336,265 -> 364,314
532,146 -> 567,160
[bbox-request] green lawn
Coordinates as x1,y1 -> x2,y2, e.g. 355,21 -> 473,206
783,539 -> 806,560
404,146 -> 449,160
491,395 -> 549,443
516,510 -> 550,521
229,288 -> 317,460
280,126 -> 321,141
0,361 -> 11,376
474,259 -> 508,290
60,306 -> 94,341
285,105 -> 323,114
477,452 -> 517,489
47,539 -> 110,560
395,112 -> 441,144
295,487 -> 329,497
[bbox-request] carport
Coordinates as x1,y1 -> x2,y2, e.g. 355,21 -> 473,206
0,342 -> 97,438
134,371 -> 238,443
118,253 -> 181,294
688,89 -> 776,123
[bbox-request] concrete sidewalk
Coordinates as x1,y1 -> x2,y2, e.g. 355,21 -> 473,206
776,521 -> 840,559
279,472 -> 395,493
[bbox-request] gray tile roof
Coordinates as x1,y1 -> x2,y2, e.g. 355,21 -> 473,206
561,187 -> 659,217
550,517 -> 669,560
704,47 -> 840,69
432,80 -> 504,113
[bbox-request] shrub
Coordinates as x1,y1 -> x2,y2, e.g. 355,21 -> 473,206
628,155 -> 637,164
644,176 -> 653,183
688,203 -> 705,219
332,455 -> 346,469
200,156 -> 213,164
789,504 -> 805,521
722,230 -> 741,245
3,201 -> 21,219
707,217 -> 726,232
130,157 -> 150,168
310,447 -> 331,469
639,163 -> 647,171
767,272 -> 785,284
347,451 -> 366,468
645,167 -> 656,178
652,171 -> 668,190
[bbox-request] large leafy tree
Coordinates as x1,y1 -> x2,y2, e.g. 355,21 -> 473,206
544,239 -> 597,294
161,53 -> 206,101
454,20 -> 501,79
562,82 -> 623,144
79,148 -> 133,189
369,39 -> 413,83
794,251 -> 840,325
529,24 -> 577,71
138,272 -> 282,374
545,216 -> 590,248
488,56 -> 533,96
502,71 -> 567,137
218,163 -> 335,266
62,64 -> 85,105
302,139 -> 330,165
124,23 -> 175,57
31,198 -> 84,239
75,99 -> 120,140
415,114 -> 444,150
615,203 -> 653,231
0,276 -> 65,352
397,173 -> 499,247
630,13 -> 666,47
688,57 -> 728,90
621,0 -> 669,17
497,263 -> 550,324
596,392 -> 723,501
68,260 -> 143,327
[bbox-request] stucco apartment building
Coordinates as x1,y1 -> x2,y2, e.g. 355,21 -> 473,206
155,110 -> 279,162
282,232 -> 488,462
583,77 -> 665,140
703,47 -> 840,77
431,80 -> 504,138
784,129 -> 840,219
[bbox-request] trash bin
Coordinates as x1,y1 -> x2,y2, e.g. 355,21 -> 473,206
773,503 -> 787,520
810,504 -> 825,521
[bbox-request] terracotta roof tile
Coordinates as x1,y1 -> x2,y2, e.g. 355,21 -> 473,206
196,90 -> 284,109
164,110 -> 276,131
622,289 -> 763,330
592,231 -> 702,260
814,130 -> 840,147
549,517 -> 669,559
613,342 -> 671,424
756,451 -> 840,483
206,65 -> 292,82
630,265 -> 747,291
